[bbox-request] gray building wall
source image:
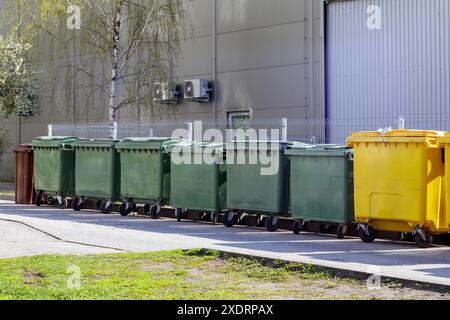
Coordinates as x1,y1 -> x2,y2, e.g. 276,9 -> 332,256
326,0 -> 450,142
0,0 -> 325,181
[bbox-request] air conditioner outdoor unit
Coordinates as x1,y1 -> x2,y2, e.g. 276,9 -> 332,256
153,81 -> 180,104
184,79 -> 211,102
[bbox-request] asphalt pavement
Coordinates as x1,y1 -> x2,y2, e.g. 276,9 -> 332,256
1,200 -> 449,287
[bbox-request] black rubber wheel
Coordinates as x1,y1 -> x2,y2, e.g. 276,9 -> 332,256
100,201 -> 113,214
175,208 -> 186,222
150,205 -> 161,220
359,226 -> 377,243
319,224 -> 329,234
223,211 -> 237,228
255,214 -> 263,227
45,195 -> 55,205
35,193 -> 42,207
292,220 -> 303,235
56,197 -> 68,209
119,202 -> 131,217
415,233 -> 433,248
72,197 -> 84,211
265,216 -> 278,232
337,224 -> 346,240
211,212 -> 218,225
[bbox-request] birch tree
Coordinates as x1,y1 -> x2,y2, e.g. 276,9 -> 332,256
1,0 -> 189,138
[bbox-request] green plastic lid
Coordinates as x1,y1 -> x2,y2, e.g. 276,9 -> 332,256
116,137 -> 181,151
32,136 -> 79,148
226,140 -> 293,151
171,141 -> 224,154
72,139 -> 118,148
286,144 -> 353,157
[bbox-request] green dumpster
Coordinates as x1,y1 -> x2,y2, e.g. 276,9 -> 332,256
71,139 -> 120,214
225,141 -> 292,231
32,136 -> 79,208
285,145 -> 354,239
115,137 -> 180,218
170,142 -> 226,224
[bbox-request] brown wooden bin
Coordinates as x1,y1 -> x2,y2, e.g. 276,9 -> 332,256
14,144 -> 35,204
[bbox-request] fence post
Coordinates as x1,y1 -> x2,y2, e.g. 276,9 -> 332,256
113,122 -> 118,140
187,122 -> 193,142
398,116 -> 405,130
47,124 -> 53,137
281,118 -> 288,142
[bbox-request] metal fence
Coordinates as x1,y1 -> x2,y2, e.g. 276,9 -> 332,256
48,114 -> 450,144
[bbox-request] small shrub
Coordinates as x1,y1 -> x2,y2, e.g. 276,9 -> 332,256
0,127 -> 10,169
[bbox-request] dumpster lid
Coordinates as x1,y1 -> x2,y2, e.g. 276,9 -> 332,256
226,140 -> 292,151
32,136 -> 79,148
437,132 -> 450,144
286,144 -> 352,157
172,141 -> 224,154
347,129 -> 444,145
72,139 -> 118,148
13,144 -> 33,153
116,137 -> 181,151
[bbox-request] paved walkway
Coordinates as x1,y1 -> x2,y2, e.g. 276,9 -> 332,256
0,201 -> 450,287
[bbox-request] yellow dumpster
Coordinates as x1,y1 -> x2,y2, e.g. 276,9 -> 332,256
347,130 -> 447,248
438,132 -> 450,238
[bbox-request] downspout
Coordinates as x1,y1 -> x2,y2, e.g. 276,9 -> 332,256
212,0 -> 218,126
308,0 -> 315,134
17,0 -> 22,144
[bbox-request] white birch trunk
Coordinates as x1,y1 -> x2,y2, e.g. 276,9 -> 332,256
109,0 -> 123,139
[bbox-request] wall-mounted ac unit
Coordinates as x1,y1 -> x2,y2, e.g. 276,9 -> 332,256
153,81 -> 180,104
184,79 -> 211,102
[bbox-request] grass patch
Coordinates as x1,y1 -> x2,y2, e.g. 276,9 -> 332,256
0,250 -> 447,300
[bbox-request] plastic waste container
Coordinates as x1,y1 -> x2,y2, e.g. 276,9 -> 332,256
347,130 -> 446,248
170,142 -> 226,224
437,132 -> 450,237
225,141 -> 292,231
71,139 -> 120,214
115,138 -> 180,218
14,144 -> 35,205
286,144 -> 354,239
32,137 -> 78,208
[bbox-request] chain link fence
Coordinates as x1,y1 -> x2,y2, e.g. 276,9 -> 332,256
48,114 -> 450,144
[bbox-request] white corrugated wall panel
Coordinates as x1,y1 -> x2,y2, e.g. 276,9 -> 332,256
326,0 -> 450,142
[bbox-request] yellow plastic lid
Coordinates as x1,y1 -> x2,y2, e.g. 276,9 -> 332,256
347,130 -> 444,146
350,130 -> 444,138
437,132 -> 450,143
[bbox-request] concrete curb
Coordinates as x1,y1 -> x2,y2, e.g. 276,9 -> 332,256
199,249 -> 450,292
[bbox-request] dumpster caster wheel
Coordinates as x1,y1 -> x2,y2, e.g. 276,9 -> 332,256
255,214 -> 263,227
100,201 -> 113,214
45,195 -> 55,205
414,229 -> 433,248
57,197 -> 68,209
175,208 -> 187,222
265,216 -> 278,232
211,212 -> 218,225
337,224 -> 347,240
149,204 -> 161,220
320,224 -> 330,234
223,211 -> 237,228
35,192 -> 43,207
292,220 -> 304,235
119,202 -> 132,217
358,225 -> 377,243
72,197 -> 84,211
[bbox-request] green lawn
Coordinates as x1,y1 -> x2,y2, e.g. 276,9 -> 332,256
0,249 -> 447,300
